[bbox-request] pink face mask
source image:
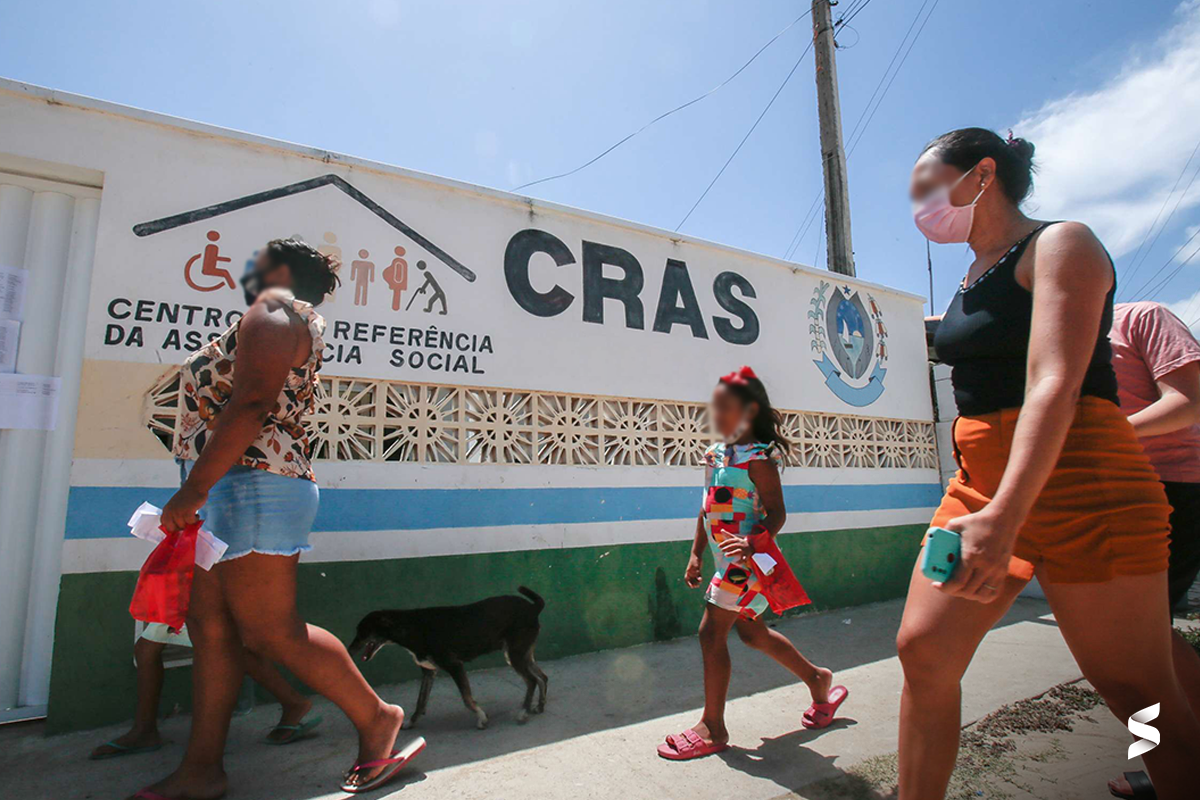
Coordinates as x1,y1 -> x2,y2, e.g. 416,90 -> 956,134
912,165 -> 987,244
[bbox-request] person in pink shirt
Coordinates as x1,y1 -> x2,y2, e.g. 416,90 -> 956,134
1109,300 -> 1200,799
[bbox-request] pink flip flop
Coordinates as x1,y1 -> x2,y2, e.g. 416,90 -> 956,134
802,684 -> 849,729
340,736 -> 426,793
656,729 -> 730,760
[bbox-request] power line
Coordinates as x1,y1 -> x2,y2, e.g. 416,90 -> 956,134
781,0 -> 934,261
843,0 -> 932,156
1142,242 -> 1200,307
834,0 -> 865,26
675,38 -> 816,231
1118,135 -> 1200,300
784,192 -> 824,260
1180,276 -> 1200,328
1129,225 -> 1200,302
511,11 -> 812,192
847,0 -> 941,157
1177,239 -> 1200,323
837,0 -> 875,30
786,190 -> 826,261
813,200 -> 827,270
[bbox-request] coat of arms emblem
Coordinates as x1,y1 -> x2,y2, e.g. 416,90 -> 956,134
809,281 -> 888,406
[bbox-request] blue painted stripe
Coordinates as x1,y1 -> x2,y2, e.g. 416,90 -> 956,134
63,482 -> 943,540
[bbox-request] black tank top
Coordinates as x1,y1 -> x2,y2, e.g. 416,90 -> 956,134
933,222 -> 1119,416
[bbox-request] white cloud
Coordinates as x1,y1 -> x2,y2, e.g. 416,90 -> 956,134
1016,1 -> 1200,257
1164,287 -> 1200,332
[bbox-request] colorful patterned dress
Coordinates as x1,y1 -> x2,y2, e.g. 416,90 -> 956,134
702,441 -> 784,619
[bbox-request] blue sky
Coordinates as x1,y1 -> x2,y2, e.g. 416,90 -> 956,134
3,0 -> 1199,322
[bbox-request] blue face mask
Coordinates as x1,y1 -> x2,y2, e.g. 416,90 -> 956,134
240,270 -> 263,306
240,262 -> 284,306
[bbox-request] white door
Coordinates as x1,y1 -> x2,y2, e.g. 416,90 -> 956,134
0,158 -> 102,721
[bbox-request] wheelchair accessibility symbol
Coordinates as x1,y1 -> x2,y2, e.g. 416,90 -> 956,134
184,230 -> 235,292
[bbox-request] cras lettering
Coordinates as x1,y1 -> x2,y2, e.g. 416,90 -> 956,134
503,229 -> 759,345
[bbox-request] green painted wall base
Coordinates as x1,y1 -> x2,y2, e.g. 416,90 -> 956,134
46,523 -> 923,733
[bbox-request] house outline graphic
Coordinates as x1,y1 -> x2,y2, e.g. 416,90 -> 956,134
132,173 -> 476,283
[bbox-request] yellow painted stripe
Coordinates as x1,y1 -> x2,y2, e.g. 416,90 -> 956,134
74,359 -> 177,460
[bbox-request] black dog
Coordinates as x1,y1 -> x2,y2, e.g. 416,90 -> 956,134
348,587 -> 548,729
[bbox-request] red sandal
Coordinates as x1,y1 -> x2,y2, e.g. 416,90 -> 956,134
657,728 -> 730,760
802,684 -> 849,729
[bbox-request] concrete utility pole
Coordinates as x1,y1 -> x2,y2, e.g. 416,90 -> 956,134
811,0 -> 855,276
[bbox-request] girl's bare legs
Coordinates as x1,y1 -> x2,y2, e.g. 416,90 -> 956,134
133,563 -> 240,799
734,616 -> 833,704
91,638 -> 167,758
241,649 -> 313,741
895,559 -> 1027,799
219,554 -> 403,787
1044,572 -> 1200,800
692,604 -> 742,745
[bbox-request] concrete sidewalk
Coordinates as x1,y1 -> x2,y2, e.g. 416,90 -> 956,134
0,597 -> 1110,800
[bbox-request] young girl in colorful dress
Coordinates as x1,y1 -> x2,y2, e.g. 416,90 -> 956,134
658,366 -> 848,760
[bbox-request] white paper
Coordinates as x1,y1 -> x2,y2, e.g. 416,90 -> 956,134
0,373 -> 60,430
751,551 -> 778,576
0,265 -> 27,321
0,320 -> 18,373
128,501 -> 228,570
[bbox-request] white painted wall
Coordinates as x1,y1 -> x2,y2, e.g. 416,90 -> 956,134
0,170 -> 101,716
0,77 -> 943,713
0,79 -> 932,422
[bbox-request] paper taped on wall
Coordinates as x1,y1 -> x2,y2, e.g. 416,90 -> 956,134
0,265 -> 27,321
0,373 -> 61,430
0,319 -> 18,372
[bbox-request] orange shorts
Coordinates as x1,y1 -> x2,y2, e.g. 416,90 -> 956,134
931,397 -> 1171,584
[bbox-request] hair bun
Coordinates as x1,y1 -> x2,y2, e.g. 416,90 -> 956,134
1007,136 -> 1035,163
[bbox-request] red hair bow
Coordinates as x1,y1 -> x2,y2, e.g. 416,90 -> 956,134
720,365 -> 758,386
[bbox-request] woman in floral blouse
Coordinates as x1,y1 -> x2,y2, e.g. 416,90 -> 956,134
134,239 -> 418,799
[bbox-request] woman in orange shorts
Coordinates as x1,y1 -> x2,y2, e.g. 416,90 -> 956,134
897,127 -> 1200,800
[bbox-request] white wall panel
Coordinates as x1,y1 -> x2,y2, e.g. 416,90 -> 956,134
0,180 -> 97,716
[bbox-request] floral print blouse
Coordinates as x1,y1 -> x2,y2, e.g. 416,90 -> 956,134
167,290 -> 325,481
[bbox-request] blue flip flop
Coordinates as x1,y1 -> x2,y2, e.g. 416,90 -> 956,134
88,740 -> 163,760
264,713 -> 323,745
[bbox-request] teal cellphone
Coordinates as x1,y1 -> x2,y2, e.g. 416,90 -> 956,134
921,527 -> 961,583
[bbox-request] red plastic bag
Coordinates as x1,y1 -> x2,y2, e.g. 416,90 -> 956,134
748,525 -> 811,614
128,521 -> 201,631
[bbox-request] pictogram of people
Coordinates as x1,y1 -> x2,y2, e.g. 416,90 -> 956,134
405,260 -> 448,315
382,246 -> 408,311
184,230 -> 235,292
350,248 -> 374,307
318,232 -> 341,302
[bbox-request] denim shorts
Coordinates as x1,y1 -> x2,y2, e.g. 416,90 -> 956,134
180,461 -> 319,562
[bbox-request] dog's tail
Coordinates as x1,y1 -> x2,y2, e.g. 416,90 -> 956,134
518,586 -> 545,613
